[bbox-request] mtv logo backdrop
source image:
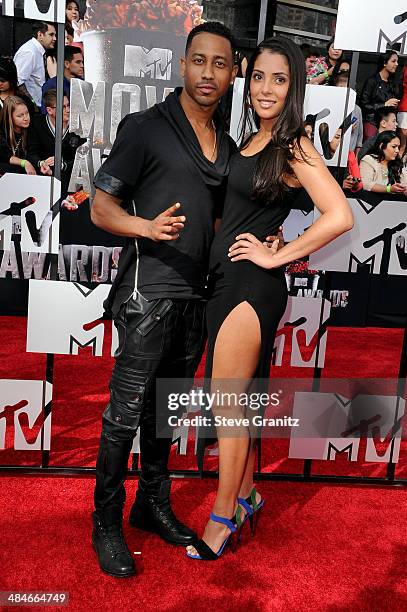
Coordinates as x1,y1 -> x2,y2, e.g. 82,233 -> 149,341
309,198 -> 407,275
283,209 -> 314,242
303,85 -> 356,168
289,391 -> 405,463
273,296 -> 331,368
0,174 -> 61,254
2,0 -> 66,22
27,280 -> 113,355
335,0 -> 407,54
0,380 -> 52,451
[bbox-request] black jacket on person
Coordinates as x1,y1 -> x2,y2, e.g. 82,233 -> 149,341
359,73 -> 401,124
27,114 -> 85,193
0,129 -> 27,175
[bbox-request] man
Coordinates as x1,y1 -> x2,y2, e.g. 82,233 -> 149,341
13,22 -> 56,109
28,89 -> 85,193
358,106 -> 398,161
90,22 -> 238,578
41,45 -> 84,113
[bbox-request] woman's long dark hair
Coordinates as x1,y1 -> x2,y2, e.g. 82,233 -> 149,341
325,37 -> 343,67
367,130 -> 402,184
238,36 -> 307,205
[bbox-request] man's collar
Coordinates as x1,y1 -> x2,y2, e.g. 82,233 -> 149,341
32,37 -> 45,55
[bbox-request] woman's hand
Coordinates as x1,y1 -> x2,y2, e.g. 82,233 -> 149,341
24,161 -> 37,175
228,233 -> 280,268
390,183 -> 406,194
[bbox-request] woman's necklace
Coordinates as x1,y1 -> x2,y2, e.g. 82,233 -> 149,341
12,133 -> 23,156
380,162 -> 389,180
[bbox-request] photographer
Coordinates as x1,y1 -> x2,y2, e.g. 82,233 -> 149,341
27,89 -> 85,194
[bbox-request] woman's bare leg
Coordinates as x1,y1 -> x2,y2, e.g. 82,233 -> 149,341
187,302 -> 261,555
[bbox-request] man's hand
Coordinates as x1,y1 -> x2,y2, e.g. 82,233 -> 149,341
44,156 -> 55,167
263,226 -> 284,251
142,203 -> 186,241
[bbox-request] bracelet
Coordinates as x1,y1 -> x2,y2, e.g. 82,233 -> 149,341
386,184 -> 391,193
20,159 -> 26,169
39,160 -> 45,167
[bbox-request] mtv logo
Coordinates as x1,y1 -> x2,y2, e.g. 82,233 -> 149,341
283,209 -> 314,241
309,199 -> 407,276
2,0 -> 65,23
124,46 -> 172,81
0,380 -> 52,451
304,85 -> 356,168
0,215 -> 12,251
274,296 -> 330,368
27,280 -> 112,356
335,0 -> 407,53
0,174 -> 60,254
289,391 -> 405,463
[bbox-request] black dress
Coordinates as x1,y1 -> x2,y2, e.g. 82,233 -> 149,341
205,150 -> 299,381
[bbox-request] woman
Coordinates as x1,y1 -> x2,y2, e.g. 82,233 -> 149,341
0,96 -> 36,175
307,38 -> 343,85
0,57 -> 35,116
360,50 -> 401,141
66,0 -> 80,25
186,37 -> 353,560
398,66 -> 407,156
360,131 -> 407,194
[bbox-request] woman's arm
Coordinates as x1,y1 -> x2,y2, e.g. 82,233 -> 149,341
229,137 -> 353,268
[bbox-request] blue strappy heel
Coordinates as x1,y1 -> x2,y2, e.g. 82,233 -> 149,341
237,487 -> 265,536
186,512 -> 238,560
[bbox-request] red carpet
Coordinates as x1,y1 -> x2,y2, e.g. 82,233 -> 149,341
1,318 -> 406,609
1,475 -> 406,611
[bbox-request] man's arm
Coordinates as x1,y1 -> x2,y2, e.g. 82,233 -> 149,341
91,190 -> 185,241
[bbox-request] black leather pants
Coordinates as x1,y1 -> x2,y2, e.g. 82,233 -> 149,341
94,294 -> 206,522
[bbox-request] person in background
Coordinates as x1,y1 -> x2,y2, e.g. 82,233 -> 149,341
41,46 -> 84,113
360,131 -> 406,194
0,57 -> 36,117
13,22 -> 56,110
328,57 -> 350,86
28,89 -> 85,193
65,24 -> 74,45
359,50 -> 400,141
66,0 -> 80,27
398,65 -> 407,156
308,38 -> 343,85
357,106 -> 398,162
302,45 -> 320,82
66,0 -> 83,52
0,96 -> 36,175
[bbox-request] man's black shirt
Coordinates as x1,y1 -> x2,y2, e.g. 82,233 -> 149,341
94,89 -> 236,316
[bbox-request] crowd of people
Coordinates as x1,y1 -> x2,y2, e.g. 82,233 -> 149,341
303,40 -> 407,196
0,9 -> 406,200
0,1 -> 84,201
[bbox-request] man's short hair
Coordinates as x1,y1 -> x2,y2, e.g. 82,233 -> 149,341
374,105 -> 397,128
64,45 -> 83,63
43,89 -> 57,108
32,21 -> 53,38
185,21 -> 236,57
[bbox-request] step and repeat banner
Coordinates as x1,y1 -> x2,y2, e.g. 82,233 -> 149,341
0,0 -> 406,476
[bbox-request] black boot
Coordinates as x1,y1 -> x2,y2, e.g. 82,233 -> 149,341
129,479 -> 197,546
92,511 -> 136,578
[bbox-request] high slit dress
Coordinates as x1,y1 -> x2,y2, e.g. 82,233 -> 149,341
205,150 -> 301,383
